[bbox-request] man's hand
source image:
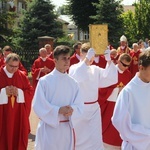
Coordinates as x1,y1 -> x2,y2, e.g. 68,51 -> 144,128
86,48 -> 95,61
104,48 -> 111,61
59,106 -> 73,117
6,86 -> 18,96
41,67 -> 51,74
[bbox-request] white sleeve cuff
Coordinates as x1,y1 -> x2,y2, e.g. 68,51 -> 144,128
17,88 -> 25,103
0,88 -> 8,104
36,70 -> 42,80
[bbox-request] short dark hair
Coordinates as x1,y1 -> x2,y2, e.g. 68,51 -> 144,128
73,42 -> 82,50
5,53 -> 20,63
3,45 -> 12,52
80,42 -> 90,53
119,53 -> 131,63
138,50 -> 150,67
53,45 -> 71,59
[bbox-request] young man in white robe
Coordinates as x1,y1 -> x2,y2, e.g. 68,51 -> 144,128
112,50 -> 150,150
33,45 -> 83,150
69,43 -> 118,150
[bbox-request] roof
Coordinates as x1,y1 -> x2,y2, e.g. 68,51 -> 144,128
58,15 -> 77,28
123,5 -> 135,12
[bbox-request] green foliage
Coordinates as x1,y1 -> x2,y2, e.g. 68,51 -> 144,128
121,11 -> 137,45
92,0 -> 123,47
134,0 -> 150,39
121,0 -> 150,45
11,0 -> 64,71
13,0 -> 64,51
0,1 -> 16,47
67,0 -> 99,32
54,36 -> 76,55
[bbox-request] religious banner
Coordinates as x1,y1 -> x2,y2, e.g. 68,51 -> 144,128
89,24 -> 108,54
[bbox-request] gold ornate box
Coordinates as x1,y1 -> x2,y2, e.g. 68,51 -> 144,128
89,24 -> 108,54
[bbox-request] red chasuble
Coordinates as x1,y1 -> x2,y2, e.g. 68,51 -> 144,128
92,55 -> 107,69
117,46 -> 130,55
70,53 -> 80,66
0,58 -> 27,76
31,57 -> 55,89
0,68 -> 34,150
48,52 -> 53,59
129,50 -> 141,78
98,69 -> 132,146
0,57 -> 4,68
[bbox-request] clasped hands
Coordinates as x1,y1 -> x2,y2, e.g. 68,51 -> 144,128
59,106 -> 73,117
6,85 -> 18,96
41,66 -> 51,74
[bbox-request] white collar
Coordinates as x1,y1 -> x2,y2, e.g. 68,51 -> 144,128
116,64 -> 124,74
3,66 -> 14,78
94,56 -> 99,63
40,57 -> 47,61
75,54 -> 80,60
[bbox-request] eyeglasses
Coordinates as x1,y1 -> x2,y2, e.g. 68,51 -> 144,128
120,61 -> 130,67
8,64 -> 19,69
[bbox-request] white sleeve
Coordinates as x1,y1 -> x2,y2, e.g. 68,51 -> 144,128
98,61 -> 118,88
36,69 -> 42,80
112,89 -> 150,150
0,88 -> 8,104
69,62 -> 89,82
17,88 -> 25,103
0,88 -> 25,104
32,81 -> 60,128
70,85 -> 84,128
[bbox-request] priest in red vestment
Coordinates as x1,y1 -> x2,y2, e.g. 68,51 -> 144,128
92,54 -> 107,68
99,53 -> 132,149
0,45 -> 28,75
31,47 -> 55,89
45,44 -> 53,59
129,43 -> 141,78
117,35 -> 131,55
110,49 -> 119,65
0,53 -> 34,150
70,42 -> 82,66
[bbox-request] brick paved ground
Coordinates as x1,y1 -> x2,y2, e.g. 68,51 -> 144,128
27,109 -> 39,150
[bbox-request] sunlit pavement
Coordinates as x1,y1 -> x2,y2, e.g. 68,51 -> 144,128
27,108 -> 39,150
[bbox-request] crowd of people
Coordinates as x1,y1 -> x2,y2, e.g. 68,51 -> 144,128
0,35 -> 150,150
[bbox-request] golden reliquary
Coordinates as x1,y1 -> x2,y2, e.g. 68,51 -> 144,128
89,24 -> 108,55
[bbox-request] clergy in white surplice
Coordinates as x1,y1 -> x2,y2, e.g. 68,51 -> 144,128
33,45 -> 83,150
69,43 -> 118,150
112,50 -> 150,150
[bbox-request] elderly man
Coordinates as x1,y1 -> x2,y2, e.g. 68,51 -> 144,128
31,47 -> 55,89
0,53 -> 34,150
0,45 -> 27,75
117,35 -> 131,55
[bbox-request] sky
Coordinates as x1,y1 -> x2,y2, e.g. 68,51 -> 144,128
51,0 -> 137,8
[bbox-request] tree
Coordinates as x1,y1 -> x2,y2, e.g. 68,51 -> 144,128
67,0 -> 99,32
0,0 -> 16,46
121,11 -> 137,45
91,0 -> 123,47
121,0 -> 150,45
12,0 -> 64,71
134,0 -> 150,39
13,0 -> 64,52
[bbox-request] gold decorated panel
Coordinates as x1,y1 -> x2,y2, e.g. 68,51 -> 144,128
89,24 -> 108,54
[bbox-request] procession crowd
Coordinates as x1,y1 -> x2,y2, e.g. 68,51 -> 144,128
0,35 -> 150,150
